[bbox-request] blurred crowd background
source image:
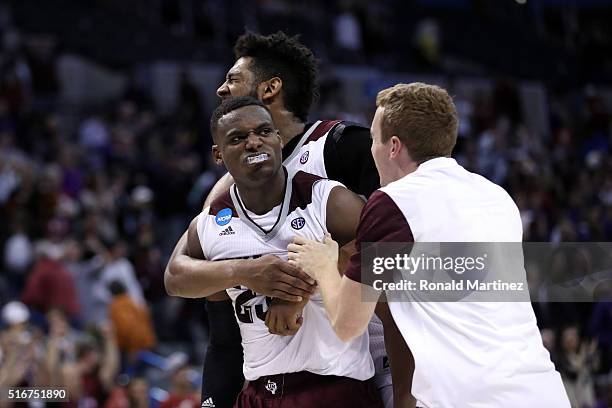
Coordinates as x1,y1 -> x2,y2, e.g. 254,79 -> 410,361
0,0 -> 611,407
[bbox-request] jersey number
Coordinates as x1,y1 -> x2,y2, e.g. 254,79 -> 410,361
234,290 -> 271,323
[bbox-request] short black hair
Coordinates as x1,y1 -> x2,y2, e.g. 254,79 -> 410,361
234,31 -> 318,123
210,96 -> 268,139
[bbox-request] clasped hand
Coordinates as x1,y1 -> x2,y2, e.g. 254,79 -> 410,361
264,234 -> 339,336
287,233 -> 339,282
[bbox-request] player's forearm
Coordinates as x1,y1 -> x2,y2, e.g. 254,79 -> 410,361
315,265 -> 344,332
165,229 -> 241,298
165,254 -> 243,298
319,270 -> 375,342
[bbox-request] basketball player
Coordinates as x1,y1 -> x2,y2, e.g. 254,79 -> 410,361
189,96 -> 383,407
164,32 -> 405,407
288,83 -> 571,407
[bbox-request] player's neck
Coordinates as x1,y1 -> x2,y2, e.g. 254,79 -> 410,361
270,109 -> 305,145
392,153 -> 420,182
236,167 -> 287,215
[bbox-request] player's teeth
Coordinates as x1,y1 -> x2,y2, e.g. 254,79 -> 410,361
247,153 -> 269,164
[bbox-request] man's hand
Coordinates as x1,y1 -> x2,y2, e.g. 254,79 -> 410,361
265,298 -> 307,336
237,255 -> 317,302
287,234 -> 339,281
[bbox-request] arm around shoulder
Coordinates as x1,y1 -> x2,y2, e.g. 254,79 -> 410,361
165,173 -> 238,298
164,214 -> 238,298
165,174 -> 317,300
164,213 -> 315,300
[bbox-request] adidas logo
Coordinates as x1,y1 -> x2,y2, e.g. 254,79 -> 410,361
219,226 -> 235,236
201,397 -> 215,407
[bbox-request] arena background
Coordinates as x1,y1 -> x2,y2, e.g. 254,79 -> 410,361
0,0 -> 611,406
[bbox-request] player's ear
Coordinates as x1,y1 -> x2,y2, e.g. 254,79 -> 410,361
259,77 -> 282,103
389,136 -> 402,159
277,129 -> 283,147
212,145 -> 223,166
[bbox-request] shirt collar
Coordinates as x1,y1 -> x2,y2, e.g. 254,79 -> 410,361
416,157 -> 457,171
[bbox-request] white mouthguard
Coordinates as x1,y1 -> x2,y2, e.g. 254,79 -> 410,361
247,153 -> 269,164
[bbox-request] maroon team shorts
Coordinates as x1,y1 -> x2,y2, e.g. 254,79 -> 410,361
234,371 -> 384,408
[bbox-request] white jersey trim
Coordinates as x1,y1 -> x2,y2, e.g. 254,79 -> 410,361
230,167 -> 294,242
282,120 -> 322,164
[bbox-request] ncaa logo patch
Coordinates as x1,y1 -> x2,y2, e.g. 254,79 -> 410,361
299,150 -> 309,164
215,208 -> 232,226
291,217 -> 306,230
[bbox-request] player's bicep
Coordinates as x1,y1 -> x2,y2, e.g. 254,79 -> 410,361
326,186 -> 364,247
187,215 -> 206,260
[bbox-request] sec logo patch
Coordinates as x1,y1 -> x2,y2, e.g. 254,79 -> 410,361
300,151 -> 309,164
291,217 -> 306,230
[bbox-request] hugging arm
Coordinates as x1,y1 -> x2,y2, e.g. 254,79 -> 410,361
164,175 -> 316,301
265,185 -> 364,336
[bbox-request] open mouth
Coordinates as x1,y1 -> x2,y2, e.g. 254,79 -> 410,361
246,153 -> 269,165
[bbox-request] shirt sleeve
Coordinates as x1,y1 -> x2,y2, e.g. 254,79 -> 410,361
344,190 -> 414,286
324,123 -> 380,198
312,179 -> 345,234
195,209 -> 209,260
